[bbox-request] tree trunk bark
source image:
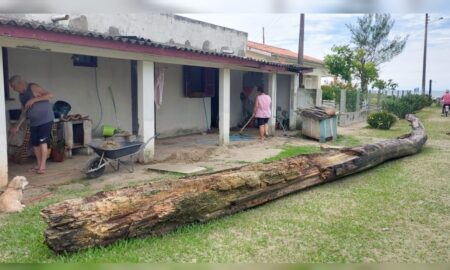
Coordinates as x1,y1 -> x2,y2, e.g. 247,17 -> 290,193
41,115 -> 427,253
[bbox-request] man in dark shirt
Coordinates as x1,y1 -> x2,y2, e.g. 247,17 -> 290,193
9,75 -> 54,174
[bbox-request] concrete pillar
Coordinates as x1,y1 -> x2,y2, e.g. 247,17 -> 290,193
377,90 -> 381,109
219,68 -> 230,146
315,76 -> 322,107
356,91 -> 361,111
340,89 -> 347,113
268,73 -> 277,135
0,48 -> 8,187
289,73 -> 299,130
137,60 -> 155,163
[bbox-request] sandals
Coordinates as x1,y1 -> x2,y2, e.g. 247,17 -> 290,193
29,167 -> 46,174
28,167 -> 39,173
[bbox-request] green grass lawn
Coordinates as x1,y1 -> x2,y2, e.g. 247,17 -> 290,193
0,106 -> 449,263
263,145 -> 322,162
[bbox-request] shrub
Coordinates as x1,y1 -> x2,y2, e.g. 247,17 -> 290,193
382,94 -> 431,118
367,111 -> 397,130
321,85 -> 335,100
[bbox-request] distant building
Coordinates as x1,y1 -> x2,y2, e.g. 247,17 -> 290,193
246,40 -> 329,110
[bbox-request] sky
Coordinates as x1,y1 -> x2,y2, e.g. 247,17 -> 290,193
183,13 -> 450,92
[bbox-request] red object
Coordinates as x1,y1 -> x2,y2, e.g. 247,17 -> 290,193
243,87 -> 253,97
442,93 -> 450,104
51,148 -> 65,162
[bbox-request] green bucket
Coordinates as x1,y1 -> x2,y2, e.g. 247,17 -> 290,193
102,125 -> 115,137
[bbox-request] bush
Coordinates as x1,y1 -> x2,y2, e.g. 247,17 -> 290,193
321,82 -> 359,108
382,94 -> 431,118
367,111 -> 397,130
321,84 -> 341,102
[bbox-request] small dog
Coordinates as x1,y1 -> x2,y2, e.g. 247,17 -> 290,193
0,176 -> 29,213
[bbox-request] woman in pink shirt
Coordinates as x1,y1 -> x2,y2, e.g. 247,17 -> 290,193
253,86 -> 272,141
441,89 -> 450,115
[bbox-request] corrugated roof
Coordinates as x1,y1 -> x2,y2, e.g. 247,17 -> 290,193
247,41 -> 323,65
0,19 -> 309,73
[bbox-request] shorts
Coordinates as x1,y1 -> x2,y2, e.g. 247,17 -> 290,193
30,121 -> 53,147
256,117 -> 269,127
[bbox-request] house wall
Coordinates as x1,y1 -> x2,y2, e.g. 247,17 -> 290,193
276,74 -> 291,113
4,49 -> 213,139
1,14 -> 247,57
154,63 -> 211,137
230,70 -> 243,128
5,48 -> 132,135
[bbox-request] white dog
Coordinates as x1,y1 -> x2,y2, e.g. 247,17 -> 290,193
0,176 -> 28,213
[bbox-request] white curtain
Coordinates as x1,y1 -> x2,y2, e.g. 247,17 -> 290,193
155,68 -> 165,109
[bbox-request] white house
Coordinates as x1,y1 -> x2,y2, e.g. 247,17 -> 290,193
0,14 -> 310,187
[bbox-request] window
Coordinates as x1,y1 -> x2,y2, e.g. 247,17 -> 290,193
183,66 -> 217,98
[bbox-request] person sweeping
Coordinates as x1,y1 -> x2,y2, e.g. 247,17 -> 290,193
252,86 -> 272,141
9,75 -> 54,174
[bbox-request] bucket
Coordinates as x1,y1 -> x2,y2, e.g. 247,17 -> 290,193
102,125 -> 115,137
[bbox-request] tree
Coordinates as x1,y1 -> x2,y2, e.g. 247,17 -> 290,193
352,48 -> 379,93
347,14 -> 408,93
324,45 -> 354,83
372,79 -> 387,91
372,78 -> 398,92
386,79 -> 398,91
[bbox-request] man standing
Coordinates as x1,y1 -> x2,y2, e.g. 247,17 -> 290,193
253,86 -> 272,141
9,75 -> 54,174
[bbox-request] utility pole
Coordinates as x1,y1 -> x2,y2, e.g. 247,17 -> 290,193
262,27 -> 265,44
421,13 -> 429,95
298,13 -> 305,88
428,79 -> 432,100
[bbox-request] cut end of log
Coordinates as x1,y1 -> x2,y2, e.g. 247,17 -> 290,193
40,115 -> 427,253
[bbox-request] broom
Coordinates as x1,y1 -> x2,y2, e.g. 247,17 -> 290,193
239,116 -> 253,135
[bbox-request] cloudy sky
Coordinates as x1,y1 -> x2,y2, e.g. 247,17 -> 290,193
183,13 -> 450,92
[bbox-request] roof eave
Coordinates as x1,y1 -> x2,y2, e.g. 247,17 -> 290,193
0,23 -> 307,73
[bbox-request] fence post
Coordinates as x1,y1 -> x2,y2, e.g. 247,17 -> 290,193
340,89 -> 346,113
377,90 -> 381,109
356,91 -> 361,111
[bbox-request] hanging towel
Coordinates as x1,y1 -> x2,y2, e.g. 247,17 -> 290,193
155,68 -> 165,109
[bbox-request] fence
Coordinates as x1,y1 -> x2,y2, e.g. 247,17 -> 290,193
322,88 -> 420,126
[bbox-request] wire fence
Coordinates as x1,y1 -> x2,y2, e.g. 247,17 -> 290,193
322,89 -> 421,126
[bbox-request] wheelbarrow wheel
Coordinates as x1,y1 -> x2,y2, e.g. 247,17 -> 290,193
85,157 -> 106,179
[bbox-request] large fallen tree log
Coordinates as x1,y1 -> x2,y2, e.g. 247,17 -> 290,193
41,114 -> 427,253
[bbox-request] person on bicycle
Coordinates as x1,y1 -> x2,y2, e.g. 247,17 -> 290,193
441,89 -> 450,115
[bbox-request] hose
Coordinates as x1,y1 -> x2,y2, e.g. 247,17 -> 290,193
93,67 -> 103,131
202,97 -> 209,132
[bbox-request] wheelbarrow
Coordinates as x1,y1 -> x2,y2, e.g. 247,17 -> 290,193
84,135 -> 157,179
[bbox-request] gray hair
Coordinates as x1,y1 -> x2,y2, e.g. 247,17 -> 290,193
8,75 -> 22,85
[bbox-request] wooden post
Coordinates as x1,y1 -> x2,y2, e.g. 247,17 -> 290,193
137,60 -> 155,163
219,68 -> 230,146
289,73 -> 299,130
268,73 -> 277,135
0,47 -> 8,187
